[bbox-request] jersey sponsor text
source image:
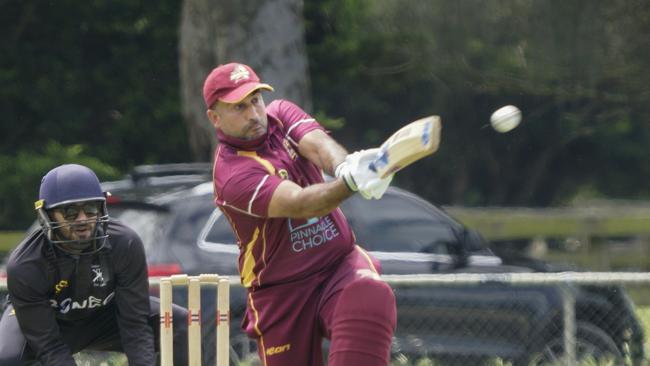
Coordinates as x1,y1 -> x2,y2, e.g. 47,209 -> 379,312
265,343 -> 291,356
290,216 -> 340,253
49,291 -> 115,314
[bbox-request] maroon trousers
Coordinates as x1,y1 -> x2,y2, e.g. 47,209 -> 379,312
242,246 -> 397,366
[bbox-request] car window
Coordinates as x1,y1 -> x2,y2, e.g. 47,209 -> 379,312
204,210 -> 237,244
166,198 -> 216,243
340,192 -> 459,253
111,208 -> 170,255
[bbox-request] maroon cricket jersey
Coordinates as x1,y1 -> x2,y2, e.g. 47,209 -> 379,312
212,100 -> 355,289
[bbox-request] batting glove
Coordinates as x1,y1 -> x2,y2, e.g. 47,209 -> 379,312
335,148 -> 392,199
357,174 -> 393,200
335,149 -> 379,192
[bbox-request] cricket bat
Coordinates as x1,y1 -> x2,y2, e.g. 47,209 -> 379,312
369,116 -> 441,178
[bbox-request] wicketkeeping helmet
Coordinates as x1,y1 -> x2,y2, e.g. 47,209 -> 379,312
35,164 -> 109,254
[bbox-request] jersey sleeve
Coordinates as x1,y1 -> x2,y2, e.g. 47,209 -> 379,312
267,99 -> 325,144
219,166 -> 283,217
111,225 -> 156,365
7,261 -> 77,365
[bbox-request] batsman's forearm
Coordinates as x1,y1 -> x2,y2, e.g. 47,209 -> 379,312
297,130 -> 348,176
288,179 -> 354,218
318,140 -> 348,176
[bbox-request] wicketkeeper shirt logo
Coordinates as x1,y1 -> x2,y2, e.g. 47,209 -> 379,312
50,291 -> 115,314
54,280 -> 69,294
91,264 -> 108,287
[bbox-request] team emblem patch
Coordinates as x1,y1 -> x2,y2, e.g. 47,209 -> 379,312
91,264 -> 107,287
282,138 -> 298,160
278,169 -> 289,180
230,64 -> 250,83
54,280 -> 69,295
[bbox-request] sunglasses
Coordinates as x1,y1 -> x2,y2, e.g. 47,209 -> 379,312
55,202 -> 102,221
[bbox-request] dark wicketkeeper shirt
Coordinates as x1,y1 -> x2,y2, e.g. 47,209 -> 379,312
212,99 -> 356,289
6,220 -> 154,365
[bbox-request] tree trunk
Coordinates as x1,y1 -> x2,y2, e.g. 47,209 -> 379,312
179,0 -> 312,161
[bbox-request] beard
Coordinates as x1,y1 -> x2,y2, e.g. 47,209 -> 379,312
53,223 -> 98,253
58,239 -> 96,254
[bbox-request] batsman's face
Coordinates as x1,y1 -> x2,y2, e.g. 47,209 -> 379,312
208,92 -> 268,140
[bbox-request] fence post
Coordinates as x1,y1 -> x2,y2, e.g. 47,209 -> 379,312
561,284 -> 576,366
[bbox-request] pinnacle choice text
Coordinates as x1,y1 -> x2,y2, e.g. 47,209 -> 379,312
290,216 -> 340,253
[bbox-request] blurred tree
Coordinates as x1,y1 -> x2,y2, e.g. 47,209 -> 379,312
305,0 -> 650,206
178,0 -> 312,160
0,142 -> 121,230
0,0 -> 190,168
1,0 -> 650,230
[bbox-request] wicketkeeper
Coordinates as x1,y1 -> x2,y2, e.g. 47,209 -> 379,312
0,164 -> 189,365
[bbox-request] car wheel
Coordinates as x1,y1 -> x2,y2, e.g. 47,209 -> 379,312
525,321 -> 623,366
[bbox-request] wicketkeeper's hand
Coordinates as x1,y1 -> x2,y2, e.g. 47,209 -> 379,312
335,148 -> 393,200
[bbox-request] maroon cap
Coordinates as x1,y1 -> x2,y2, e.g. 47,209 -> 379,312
202,63 -> 274,108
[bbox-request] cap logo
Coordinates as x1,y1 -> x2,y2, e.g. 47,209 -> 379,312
230,64 -> 250,83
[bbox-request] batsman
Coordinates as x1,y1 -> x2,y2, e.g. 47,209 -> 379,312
203,62 -> 411,365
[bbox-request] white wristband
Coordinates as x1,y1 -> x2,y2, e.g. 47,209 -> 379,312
334,161 -> 358,192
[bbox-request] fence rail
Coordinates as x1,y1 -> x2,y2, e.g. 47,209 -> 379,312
2,272 -> 649,290
383,271 -> 650,285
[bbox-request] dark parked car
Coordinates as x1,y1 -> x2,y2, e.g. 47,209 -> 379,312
103,181 -> 644,366
101,162 -> 213,202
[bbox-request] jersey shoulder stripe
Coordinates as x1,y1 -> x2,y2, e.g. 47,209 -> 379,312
236,151 -> 275,175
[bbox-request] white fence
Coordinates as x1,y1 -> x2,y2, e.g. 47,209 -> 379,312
2,272 -> 650,365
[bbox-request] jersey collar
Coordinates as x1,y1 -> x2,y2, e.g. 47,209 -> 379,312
216,117 -> 279,150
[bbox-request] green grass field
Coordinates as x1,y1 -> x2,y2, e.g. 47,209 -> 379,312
639,307 -> 650,359
0,231 -> 24,253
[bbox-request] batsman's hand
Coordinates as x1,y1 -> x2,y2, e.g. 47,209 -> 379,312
335,148 -> 393,199
357,173 -> 393,200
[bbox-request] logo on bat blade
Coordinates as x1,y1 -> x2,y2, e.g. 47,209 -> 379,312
421,121 -> 431,146
369,148 -> 389,172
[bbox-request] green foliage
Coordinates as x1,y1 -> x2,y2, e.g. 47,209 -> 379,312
0,231 -> 25,253
1,0 -> 650,230
306,0 -> 650,206
73,351 -> 127,365
0,142 -> 121,230
312,111 -> 345,130
0,0 -> 191,169
0,1 -> 191,228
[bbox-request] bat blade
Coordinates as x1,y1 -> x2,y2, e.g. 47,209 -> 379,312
369,116 -> 441,178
